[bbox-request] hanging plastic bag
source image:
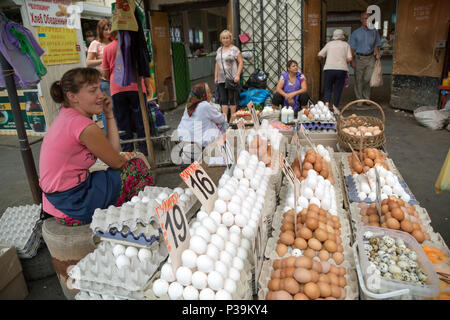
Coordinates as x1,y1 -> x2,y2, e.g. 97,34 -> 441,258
435,149 -> 450,193
370,59 -> 383,87
111,0 -> 138,32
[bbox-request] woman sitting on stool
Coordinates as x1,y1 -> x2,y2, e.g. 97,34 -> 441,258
271,60 -> 310,116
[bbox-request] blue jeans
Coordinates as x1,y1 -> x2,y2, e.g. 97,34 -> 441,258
323,69 -> 346,107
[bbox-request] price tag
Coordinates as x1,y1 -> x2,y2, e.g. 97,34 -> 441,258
155,192 -> 190,273
180,161 -> 218,213
248,102 -> 260,129
237,118 -> 246,148
252,214 -> 264,293
218,134 -> 234,171
279,154 -> 300,211
374,169 -> 382,220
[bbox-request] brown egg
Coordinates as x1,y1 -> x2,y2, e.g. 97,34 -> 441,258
304,248 -> 316,258
388,200 -> 400,211
333,252 -> 345,265
306,218 -> 319,230
324,240 -> 337,253
284,277 -> 300,295
271,269 -> 281,279
366,207 -> 378,216
386,218 -> 400,230
268,279 -> 281,291
305,153 -> 316,164
354,163 -> 363,174
314,161 -> 323,172
284,214 -> 295,224
320,169 -> 329,179
381,204 -> 389,215
285,256 -> 297,268
329,264 -> 340,275
318,274 -> 330,284
412,230 -> 425,243
368,215 -> 380,223
327,232 -> 337,243
338,276 -> 347,288
339,287 -> 346,299
391,208 -> 405,221
318,216 -> 327,224
308,204 -> 320,213
308,238 -> 323,251
330,285 -> 341,299
314,228 -> 328,242
273,290 -> 293,300
318,249 -> 330,261
293,293 -> 309,300
276,243 -> 288,257
298,227 -> 313,240
310,270 -> 320,283
412,222 -> 421,231
294,268 -> 312,284
381,222 -> 387,228
303,162 -> 313,171
307,210 -> 319,219
285,267 -> 296,278
338,267 -> 347,276
281,222 -> 295,232
360,207 -> 367,216
311,260 -> 323,273
301,170 -> 309,178
295,256 -> 313,269
283,209 -> 295,218
334,221 -> 341,229
280,232 -> 295,245
320,261 -> 331,273
337,245 -> 344,253
326,224 -> 335,234
304,282 -> 320,300
317,282 -> 332,298
273,260 -> 282,270
325,297 -> 337,300
318,222 -> 327,230
400,220 -> 413,233
328,273 -> 339,286
294,237 -> 308,250
367,149 -> 377,160
266,291 -> 274,300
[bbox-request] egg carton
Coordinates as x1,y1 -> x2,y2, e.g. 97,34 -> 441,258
68,240 -> 168,292
143,257 -> 254,300
75,291 -> 127,300
73,279 -> 141,300
0,204 -> 43,258
297,122 -> 337,132
257,254 -> 359,300
96,223 -> 163,248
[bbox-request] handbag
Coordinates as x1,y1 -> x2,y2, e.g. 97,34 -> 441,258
221,48 -> 240,91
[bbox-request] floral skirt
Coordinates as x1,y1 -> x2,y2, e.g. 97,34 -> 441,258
55,158 -> 154,226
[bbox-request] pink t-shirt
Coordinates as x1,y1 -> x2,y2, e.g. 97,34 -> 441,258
102,40 -> 147,96
88,40 -> 107,76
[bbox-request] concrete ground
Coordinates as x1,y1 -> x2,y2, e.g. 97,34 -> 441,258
0,75 -> 448,300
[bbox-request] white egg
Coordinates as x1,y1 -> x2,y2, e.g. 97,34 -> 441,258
228,267 -> 241,282
229,232 -> 241,246
244,167 -> 255,179
324,155 -> 331,163
361,182 -> 371,195
194,225 -> 211,243
210,234 -> 225,251
218,188 -> 232,201
209,211 -> 222,225
224,278 -> 237,294
207,271 -> 224,291
160,262 -> 176,282
189,236 -> 207,255
196,210 -> 208,221
158,192 -> 169,201
315,186 -> 325,201
201,217 -> 217,234
297,196 -> 308,209
191,271 -> 208,290
206,243 -> 220,261
248,219 -> 257,231
196,255 -> 214,273
241,238 -> 251,251
225,241 -> 237,257
393,184 -> 404,196
221,212 -> 235,227
242,225 -> 255,239
233,167 -> 244,179
174,187 -> 184,196
321,197 -> 331,211
228,202 -> 241,215
232,257 -> 244,271
381,193 -> 388,200
214,199 -> 227,214
368,192 -> 376,201
124,246 -> 138,258
303,187 -> 314,199
358,192 -> 367,201
265,167 -> 273,175
237,156 -> 247,169
309,197 -> 321,207
229,225 -> 242,235
183,285 -> 199,300
230,195 -> 241,205
386,175 -> 396,187
234,214 -> 248,228
176,266 -> 192,286
239,178 -> 250,189
382,185 -> 393,196
184,188 -> 193,196
138,248 -> 152,262
215,260 -> 229,279
401,193 -> 411,203
215,289 -> 232,300
179,194 -> 190,202
181,249 -> 197,269
292,249 -> 302,257
115,255 -> 130,269
224,183 -> 235,195
152,279 -> 169,297
141,196 -> 150,203
220,250 -> 233,267
168,282 -> 184,300
113,244 -> 126,257
131,196 -> 140,203
199,288 -> 215,300
216,225 -> 229,241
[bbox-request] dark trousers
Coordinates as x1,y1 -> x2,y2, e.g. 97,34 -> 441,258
323,69 -> 346,107
272,92 -> 310,110
112,91 -> 147,154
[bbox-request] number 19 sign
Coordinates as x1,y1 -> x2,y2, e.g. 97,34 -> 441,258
155,192 -> 190,271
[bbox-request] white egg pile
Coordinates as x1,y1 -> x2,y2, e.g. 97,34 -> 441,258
247,120 -> 283,153
354,166 -> 410,203
298,101 -> 335,122
152,150 -> 272,300
113,244 -> 153,269
283,170 -> 338,216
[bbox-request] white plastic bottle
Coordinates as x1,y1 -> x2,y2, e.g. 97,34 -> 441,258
281,107 -> 288,123
287,107 -> 294,123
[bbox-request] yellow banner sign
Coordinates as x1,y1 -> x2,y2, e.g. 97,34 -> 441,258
37,26 -> 80,65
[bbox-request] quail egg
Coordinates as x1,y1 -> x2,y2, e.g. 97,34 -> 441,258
392,272 -> 402,280
379,263 -> 389,273
401,271 -> 411,282
395,239 -> 405,247
409,273 -> 419,283
396,247 -> 406,255
369,237 -> 380,246
383,272 -> 393,279
397,260 -> 409,270
398,254 -> 408,262
389,265 -> 402,274
417,270 -> 427,282
408,251 -> 417,261
382,236 -> 395,248
380,254 -> 391,264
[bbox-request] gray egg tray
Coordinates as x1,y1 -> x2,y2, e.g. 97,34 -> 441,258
73,278 -> 142,300
68,240 -> 168,292
0,204 -> 43,259
344,175 -> 419,205
75,290 -> 127,300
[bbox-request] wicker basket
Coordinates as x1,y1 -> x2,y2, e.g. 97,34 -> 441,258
337,99 -> 386,151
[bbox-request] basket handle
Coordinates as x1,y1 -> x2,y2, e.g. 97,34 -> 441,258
339,99 -> 385,124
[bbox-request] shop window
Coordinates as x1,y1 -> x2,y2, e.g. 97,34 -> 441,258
383,20 -> 388,37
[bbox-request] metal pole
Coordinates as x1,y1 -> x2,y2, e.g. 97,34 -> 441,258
259,0 -> 265,72
0,52 -> 42,204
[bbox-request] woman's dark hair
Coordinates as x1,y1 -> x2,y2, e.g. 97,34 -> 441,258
286,60 -> 298,69
50,68 -> 101,106
96,18 -> 110,43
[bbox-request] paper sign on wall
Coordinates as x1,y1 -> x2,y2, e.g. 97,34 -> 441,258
180,161 -> 218,213
37,26 -> 80,65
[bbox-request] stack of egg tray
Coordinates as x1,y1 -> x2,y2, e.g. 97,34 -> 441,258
0,204 -> 43,258
70,240 -> 168,300
297,122 -> 336,132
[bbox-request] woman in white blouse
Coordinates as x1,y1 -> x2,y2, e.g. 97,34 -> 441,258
317,29 -> 353,109
177,83 -> 227,148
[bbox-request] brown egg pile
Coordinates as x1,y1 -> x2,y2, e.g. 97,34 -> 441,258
358,196 -> 430,243
266,255 -> 347,300
342,125 -> 382,137
348,148 -> 389,174
276,204 -> 345,265
249,135 -> 272,167
291,150 -> 335,184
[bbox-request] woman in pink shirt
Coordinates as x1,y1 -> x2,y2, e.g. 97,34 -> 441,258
39,68 -> 153,226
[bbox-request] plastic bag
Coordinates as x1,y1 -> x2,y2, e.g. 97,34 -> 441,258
238,88 -> 271,107
414,106 -> 448,130
111,0 -> 138,32
244,69 -> 268,89
435,149 -> 450,193
370,59 -> 383,87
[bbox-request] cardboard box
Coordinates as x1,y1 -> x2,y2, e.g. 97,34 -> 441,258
0,246 -> 28,300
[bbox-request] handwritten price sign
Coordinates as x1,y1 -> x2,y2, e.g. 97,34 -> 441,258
155,192 -> 190,272
180,161 -> 218,213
